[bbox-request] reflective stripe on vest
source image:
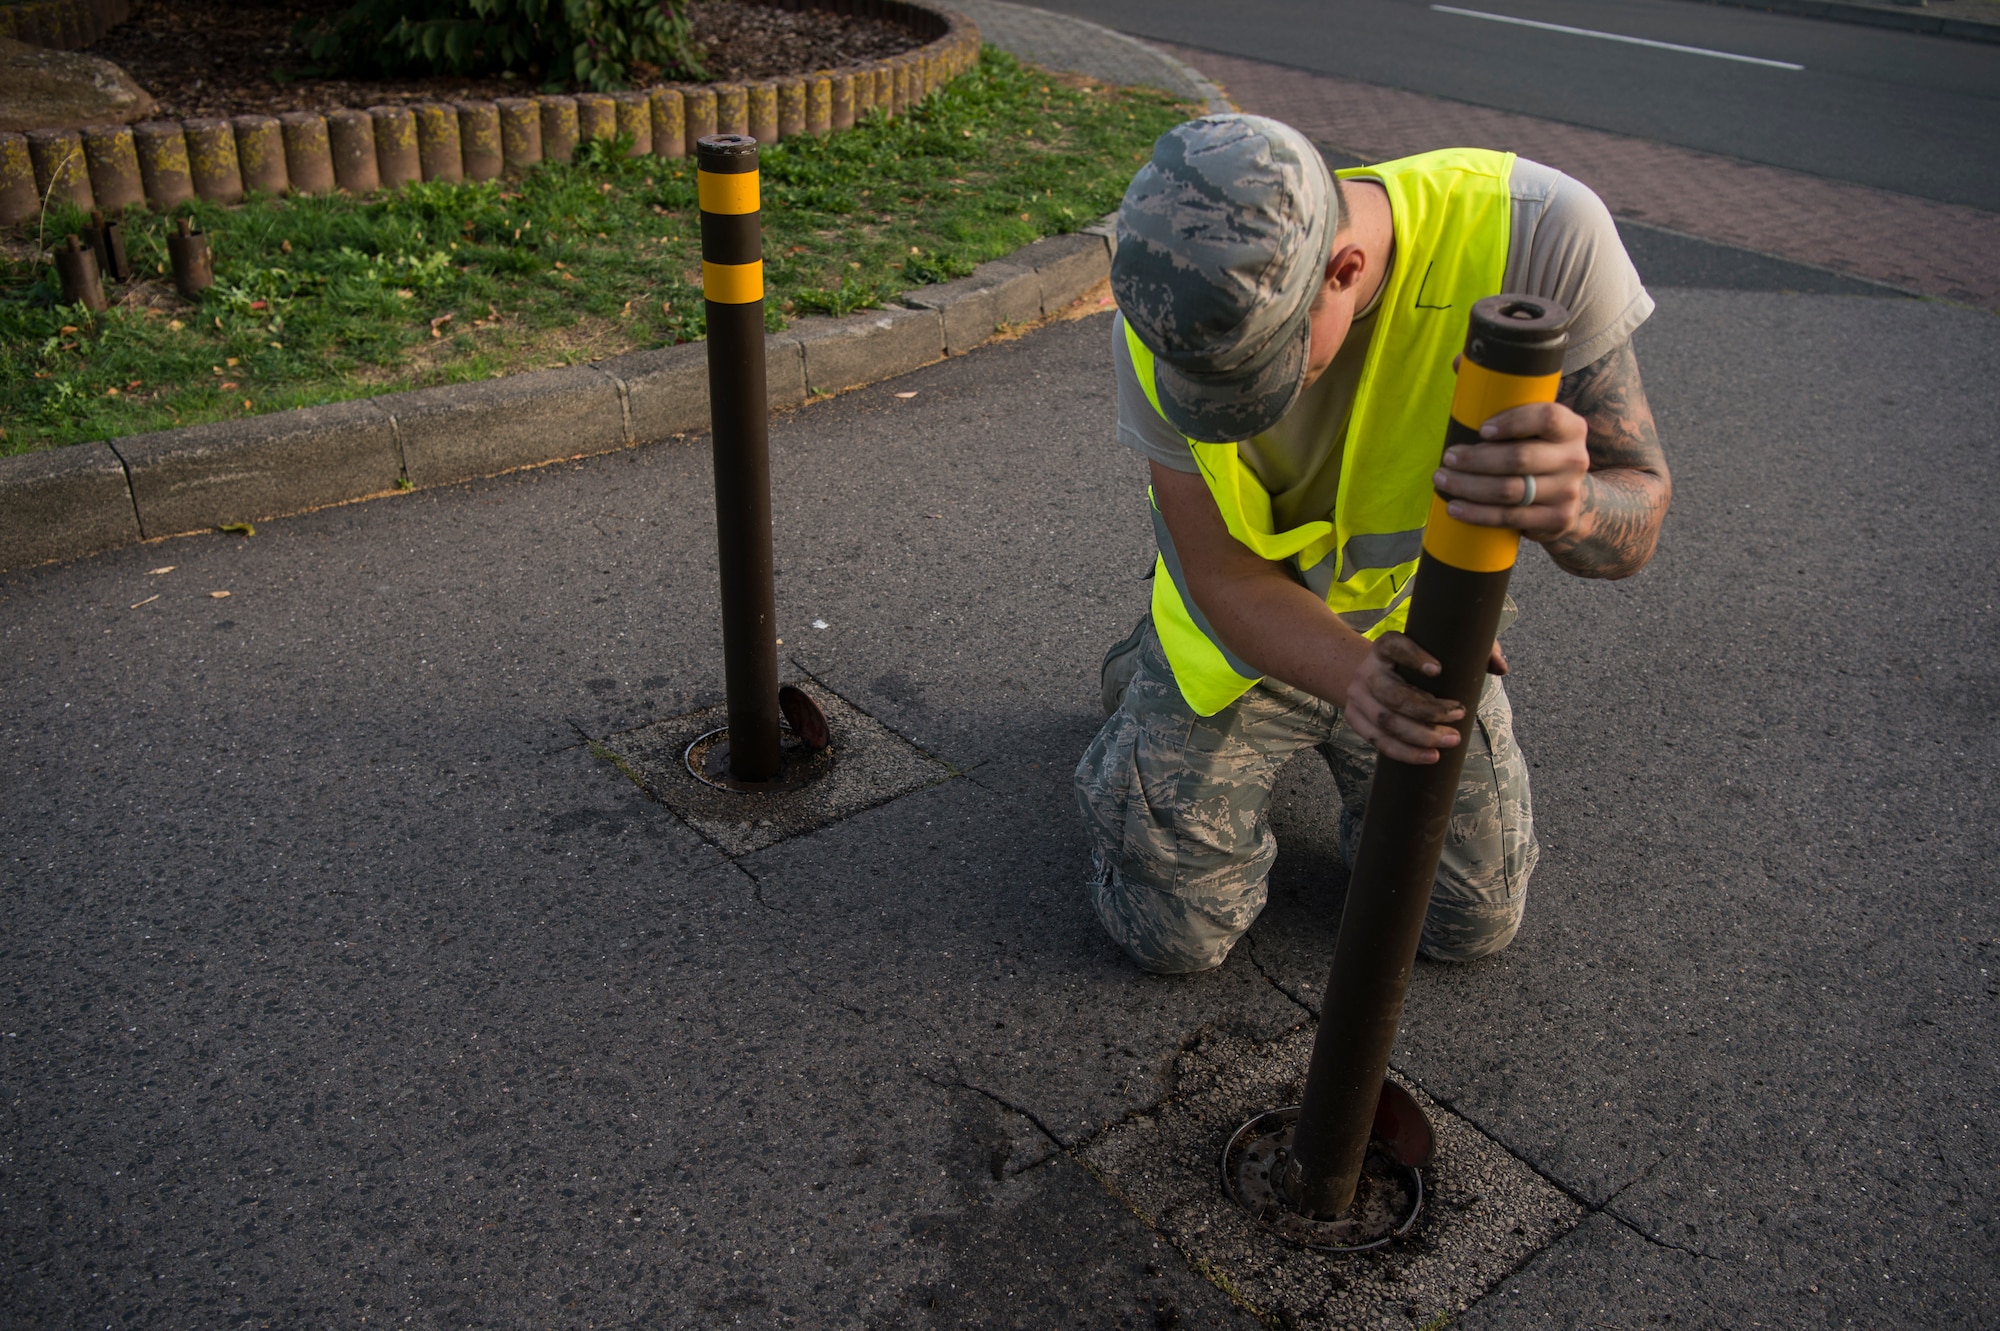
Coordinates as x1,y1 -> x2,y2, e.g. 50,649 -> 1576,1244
1133,147 -> 1517,716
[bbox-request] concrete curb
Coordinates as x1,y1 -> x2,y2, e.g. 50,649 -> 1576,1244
1672,0 -> 2000,42
0,220 -> 1118,571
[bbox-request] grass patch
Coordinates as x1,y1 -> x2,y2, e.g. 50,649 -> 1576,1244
0,49 -> 1188,456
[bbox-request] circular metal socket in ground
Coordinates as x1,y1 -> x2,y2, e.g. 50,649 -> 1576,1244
684,723 -> 834,794
1222,1106 -> 1424,1253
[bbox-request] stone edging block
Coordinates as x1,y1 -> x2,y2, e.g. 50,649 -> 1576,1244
0,211 -> 1118,572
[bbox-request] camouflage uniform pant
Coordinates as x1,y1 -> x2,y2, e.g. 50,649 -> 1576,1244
1075,617 -> 1539,974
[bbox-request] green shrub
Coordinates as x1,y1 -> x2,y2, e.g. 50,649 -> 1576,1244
296,0 -> 705,92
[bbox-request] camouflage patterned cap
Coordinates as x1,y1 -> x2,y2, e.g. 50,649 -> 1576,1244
1112,115 -> 1337,443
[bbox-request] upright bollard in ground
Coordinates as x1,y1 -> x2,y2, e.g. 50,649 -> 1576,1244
55,234 -> 106,311
84,208 -> 130,283
1224,295 -> 1571,1250
168,215 -> 212,297
697,134 -> 783,784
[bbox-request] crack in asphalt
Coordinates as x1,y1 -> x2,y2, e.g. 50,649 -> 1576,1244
1241,934 -> 1317,1015
920,1069 -> 1067,1153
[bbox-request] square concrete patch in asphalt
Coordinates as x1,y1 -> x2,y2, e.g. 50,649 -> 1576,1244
1081,1028 -> 1582,1330
595,675 -> 953,856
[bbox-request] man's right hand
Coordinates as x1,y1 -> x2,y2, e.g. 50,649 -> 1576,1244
1343,632 -> 1468,765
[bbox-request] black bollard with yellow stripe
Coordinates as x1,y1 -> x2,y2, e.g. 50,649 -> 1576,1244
1280,295 -> 1572,1226
699,134 -> 782,783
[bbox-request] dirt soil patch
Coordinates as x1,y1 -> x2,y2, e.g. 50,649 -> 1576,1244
83,0 -> 925,120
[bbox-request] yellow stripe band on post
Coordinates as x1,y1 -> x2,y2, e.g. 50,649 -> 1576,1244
1447,362 -> 1561,434
1425,359 -> 1563,573
702,259 -> 764,304
1422,495 -> 1521,572
698,169 -> 759,215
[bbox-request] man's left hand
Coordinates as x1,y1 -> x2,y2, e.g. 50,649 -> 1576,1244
1432,401 -> 1590,545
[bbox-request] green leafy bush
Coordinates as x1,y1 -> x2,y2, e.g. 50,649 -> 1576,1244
296,0 -> 705,92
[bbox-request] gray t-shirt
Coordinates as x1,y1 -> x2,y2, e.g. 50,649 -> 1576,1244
1115,158 -> 1653,533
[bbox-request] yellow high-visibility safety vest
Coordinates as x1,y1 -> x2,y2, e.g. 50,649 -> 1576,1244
1129,147 -> 1517,716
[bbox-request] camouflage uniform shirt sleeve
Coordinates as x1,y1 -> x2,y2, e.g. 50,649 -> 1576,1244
1112,312 -> 1201,473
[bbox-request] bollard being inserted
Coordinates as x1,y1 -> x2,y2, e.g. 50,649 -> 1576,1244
684,134 -> 831,792
1223,295 -> 1572,1251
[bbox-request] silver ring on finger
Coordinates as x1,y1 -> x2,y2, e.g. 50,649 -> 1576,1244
1517,473 -> 1537,507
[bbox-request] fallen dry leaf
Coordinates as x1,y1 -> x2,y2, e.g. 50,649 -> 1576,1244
894,391 -> 918,399
167,320 -> 183,331
147,566 -> 174,575
225,357 -> 239,367
210,590 -> 231,599
430,313 -> 454,338
219,522 -> 255,536
219,381 -> 238,390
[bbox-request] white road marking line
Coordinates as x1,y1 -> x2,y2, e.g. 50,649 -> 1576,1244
1430,5 -> 1806,70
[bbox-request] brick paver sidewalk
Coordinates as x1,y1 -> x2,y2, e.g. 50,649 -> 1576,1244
1155,42 -> 2000,311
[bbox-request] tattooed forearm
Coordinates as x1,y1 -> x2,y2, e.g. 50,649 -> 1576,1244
1544,340 -> 1672,579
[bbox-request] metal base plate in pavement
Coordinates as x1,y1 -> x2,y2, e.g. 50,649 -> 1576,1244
685,687 -> 835,793
1222,1091 -> 1428,1253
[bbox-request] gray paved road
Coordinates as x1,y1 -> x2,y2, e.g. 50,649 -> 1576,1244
1016,0 -> 2000,209
4,229 -> 1996,1325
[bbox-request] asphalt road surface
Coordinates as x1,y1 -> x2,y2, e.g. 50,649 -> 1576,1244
4,225 -> 1996,1325
1020,0 -> 2000,209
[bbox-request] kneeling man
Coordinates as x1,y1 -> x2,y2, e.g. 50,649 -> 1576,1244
1077,115 -> 1671,973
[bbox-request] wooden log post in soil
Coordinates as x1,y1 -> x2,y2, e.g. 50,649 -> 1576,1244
539,96 -> 578,165
279,112 -> 336,195
370,106 -> 420,188
576,93 -> 616,145
134,122 -> 194,206
183,118 -> 244,203
325,109 -> 380,193
413,103 -> 463,182
232,115 -> 289,195
28,128 -> 93,210
497,98 -> 542,173
457,102 -> 502,181
681,86 -> 717,155
80,124 -> 144,212
650,88 -> 685,160
0,134 -> 38,225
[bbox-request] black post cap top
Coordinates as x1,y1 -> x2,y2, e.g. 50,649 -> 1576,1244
1466,294 -> 1571,377
697,135 -> 760,171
